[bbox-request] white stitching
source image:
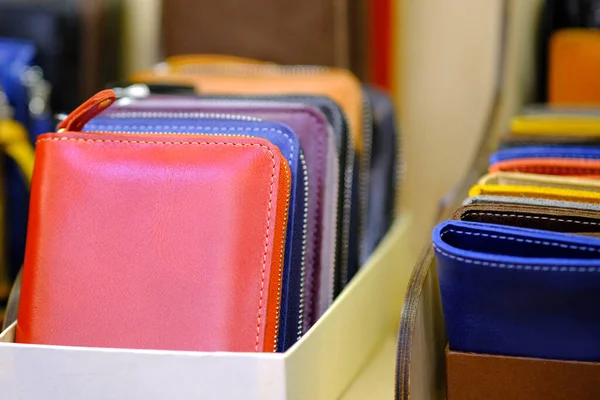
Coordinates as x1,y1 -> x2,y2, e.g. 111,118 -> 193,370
433,244 -> 600,272
465,212 -> 600,226
441,228 -> 600,252
85,124 -> 295,165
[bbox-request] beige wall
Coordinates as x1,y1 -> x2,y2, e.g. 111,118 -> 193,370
397,0 -> 543,244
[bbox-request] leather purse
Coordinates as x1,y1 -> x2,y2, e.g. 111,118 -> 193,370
98,95 -> 339,329
362,85 -> 399,263
469,184 -> 600,203
434,220 -> 600,361
17,90 -> 292,352
501,134 -> 600,149
464,195 -> 600,213
451,203 -> 600,236
489,157 -> 600,176
479,172 -> 600,191
511,114 -> 600,136
490,146 -> 600,164
85,112 -> 307,352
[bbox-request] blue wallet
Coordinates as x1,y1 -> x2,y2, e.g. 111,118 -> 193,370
84,116 -> 306,352
490,145 -> 600,164
434,220 -> 600,361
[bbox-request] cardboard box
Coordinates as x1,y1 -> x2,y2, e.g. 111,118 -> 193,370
0,214 -> 415,400
447,347 -> 600,400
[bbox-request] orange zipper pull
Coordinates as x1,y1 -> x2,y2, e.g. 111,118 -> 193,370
57,89 -> 116,132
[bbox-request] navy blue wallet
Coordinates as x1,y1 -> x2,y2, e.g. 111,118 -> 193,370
84,116 -> 306,352
434,220 -> 600,361
490,145 -> 600,164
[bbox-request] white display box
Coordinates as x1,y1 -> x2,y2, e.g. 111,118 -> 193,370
0,214 -> 415,400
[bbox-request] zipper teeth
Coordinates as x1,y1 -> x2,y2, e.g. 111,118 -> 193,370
297,153 -> 309,340
175,64 -> 330,76
274,163 -> 292,352
106,111 -> 262,122
339,127 -> 355,297
358,94 -> 373,268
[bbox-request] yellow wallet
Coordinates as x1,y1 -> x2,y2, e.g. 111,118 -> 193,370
468,184 -> 600,204
478,172 -> 600,193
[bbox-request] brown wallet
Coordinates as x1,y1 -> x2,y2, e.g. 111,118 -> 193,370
451,203 -> 600,236
161,0 -> 369,78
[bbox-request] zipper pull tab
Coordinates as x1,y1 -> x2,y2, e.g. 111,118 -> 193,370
57,89 -> 116,132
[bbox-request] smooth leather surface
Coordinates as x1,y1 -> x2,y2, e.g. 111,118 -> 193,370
490,146 -> 600,164
85,116 -> 304,352
469,184 -> 600,203
362,85 -> 398,265
479,172 -> 600,191
434,220 -> 600,361
451,203 -> 600,236
489,157 -> 600,176
17,131 -> 290,353
129,63 -> 364,154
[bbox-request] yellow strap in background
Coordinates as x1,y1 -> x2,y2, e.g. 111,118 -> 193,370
468,184 -> 600,203
0,119 -> 35,185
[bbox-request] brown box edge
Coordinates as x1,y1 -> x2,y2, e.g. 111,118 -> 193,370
446,346 -> 600,400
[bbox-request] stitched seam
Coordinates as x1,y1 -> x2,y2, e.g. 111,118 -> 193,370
433,244 -> 600,272
85,124 -> 295,165
40,136 -> 276,351
441,228 -> 600,252
464,211 -> 599,226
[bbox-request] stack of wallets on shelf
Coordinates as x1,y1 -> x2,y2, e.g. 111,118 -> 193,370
434,107 -> 600,399
5,55 -> 400,354
0,38 -> 47,316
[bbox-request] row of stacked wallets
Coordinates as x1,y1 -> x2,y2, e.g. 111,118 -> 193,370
3,57 -> 400,354
434,106 -> 600,392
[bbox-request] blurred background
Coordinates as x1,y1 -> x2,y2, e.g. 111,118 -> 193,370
0,0 -> 585,254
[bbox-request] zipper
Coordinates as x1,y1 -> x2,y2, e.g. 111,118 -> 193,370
106,111 -> 261,122
274,161 -> 291,352
358,93 -> 373,268
297,153 -> 309,339
171,63 -> 330,76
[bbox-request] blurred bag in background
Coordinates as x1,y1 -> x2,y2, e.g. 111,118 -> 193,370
0,0 -> 123,112
161,0 -> 396,87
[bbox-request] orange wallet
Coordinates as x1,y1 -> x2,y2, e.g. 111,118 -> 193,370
549,29 -> 600,104
16,91 -> 291,352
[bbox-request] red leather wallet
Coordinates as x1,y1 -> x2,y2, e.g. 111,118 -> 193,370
16,90 -> 291,352
489,158 -> 600,177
